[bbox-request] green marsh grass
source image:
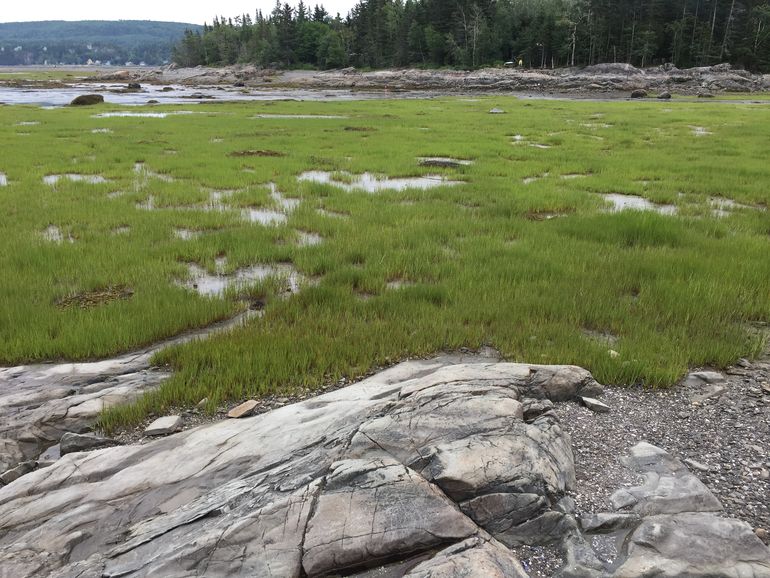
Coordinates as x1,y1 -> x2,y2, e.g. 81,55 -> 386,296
0,97 -> 767,432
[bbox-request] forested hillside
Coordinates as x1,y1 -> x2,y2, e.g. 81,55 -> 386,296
174,0 -> 770,71
0,21 -> 201,66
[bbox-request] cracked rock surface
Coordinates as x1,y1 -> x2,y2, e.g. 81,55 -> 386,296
0,360 -> 593,577
0,313 -> 253,480
1,357 -> 768,577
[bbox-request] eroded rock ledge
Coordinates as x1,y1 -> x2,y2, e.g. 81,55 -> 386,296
0,361 -> 767,577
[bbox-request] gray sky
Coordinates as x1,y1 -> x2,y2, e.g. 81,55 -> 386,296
1,1 -> 357,25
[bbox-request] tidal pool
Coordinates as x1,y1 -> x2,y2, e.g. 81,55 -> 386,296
296,231 -> 324,247
42,225 -> 74,244
180,262 -> 306,298
43,174 -> 108,185
601,193 -> 677,215
242,208 -> 288,225
298,171 -> 463,193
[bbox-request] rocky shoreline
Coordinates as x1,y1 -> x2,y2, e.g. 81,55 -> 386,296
0,356 -> 768,577
107,62 -> 770,97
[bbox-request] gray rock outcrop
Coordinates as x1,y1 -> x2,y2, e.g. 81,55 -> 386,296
0,360 -> 591,576
0,312 -> 253,483
578,442 -> 770,578
122,62 -> 770,96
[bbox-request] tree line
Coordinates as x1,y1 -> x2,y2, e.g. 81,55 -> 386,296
173,0 -> 770,72
0,21 -> 199,66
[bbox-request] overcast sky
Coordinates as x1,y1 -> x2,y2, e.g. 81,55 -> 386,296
1,1 -> 358,26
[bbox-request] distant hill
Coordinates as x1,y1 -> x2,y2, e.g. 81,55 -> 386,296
0,20 -> 201,66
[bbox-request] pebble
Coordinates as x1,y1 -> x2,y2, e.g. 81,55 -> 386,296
555,354 -> 770,534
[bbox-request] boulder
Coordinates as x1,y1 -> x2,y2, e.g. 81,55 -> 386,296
70,94 -> 104,106
630,89 -> 647,99
657,91 -> 672,99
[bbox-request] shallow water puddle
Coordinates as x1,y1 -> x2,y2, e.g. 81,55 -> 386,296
15,121 -> 39,126
386,280 -> 416,290
582,328 -> 620,346
180,262 -> 306,298
269,183 -> 301,211
601,193 -> 677,215
296,231 -> 324,247
174,228 -> 201,241
530,144 -> 552,149
561,173 -> 590,180
111,226 -> 131,236
44,174 -> 108,186
417,157 -> 474,168
317,208 -> 349,219
522,173 -> 550,185
0,173 -> 7,186
91,128 -> 112,134
253,114 -> 348,119
42,225 -> 74,244
93,111 -> 196,119
134,162 -> 174,182
708,197 -> 762,218
690,126 -> 713,137
242,208 -> 288,225
298,171 -> 462,193
136,195 -> 155,210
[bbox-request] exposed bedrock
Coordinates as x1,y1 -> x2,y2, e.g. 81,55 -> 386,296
0,313 -> 254,480
0,361 -> 594,576
0,359 -> 767,576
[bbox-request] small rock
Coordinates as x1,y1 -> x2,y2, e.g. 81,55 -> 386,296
127,82 -> 141,90
689,384 -> 727,405
736,358 -> 751,368
630,89 -> 647,98
144,415 -> 183,436
489,108 -> 506,114
684,370 -> 726,386
581,396 -> 610,413
580,512 -> 642,533
60,433 -> 118,456
227,400 -> 258,419
70,94 -> 104,106
608,349 -> 620,358
657,92 -> 672,99
555,496 -> 576,514
197,397 -> 209,408
756,528 -> 769,543
0,460 -> 36,485
684,458 -> 711,473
